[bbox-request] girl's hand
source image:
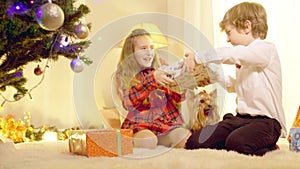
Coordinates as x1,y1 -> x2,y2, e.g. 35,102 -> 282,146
159,58 -> 169,66
153,69 -> 175,86
183,52 -> 196,73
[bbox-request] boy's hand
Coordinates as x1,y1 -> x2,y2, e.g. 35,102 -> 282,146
183,52 -> 196,73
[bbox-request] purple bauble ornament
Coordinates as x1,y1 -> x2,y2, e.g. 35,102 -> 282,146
70,58 -> 84,73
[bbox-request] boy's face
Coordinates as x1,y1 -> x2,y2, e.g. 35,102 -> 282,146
224,24 -> 254,46
133,35 -> 155,68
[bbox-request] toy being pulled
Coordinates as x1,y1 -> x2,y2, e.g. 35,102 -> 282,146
159,59 -> 218,93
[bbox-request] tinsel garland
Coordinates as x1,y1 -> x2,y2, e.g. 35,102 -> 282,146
0,113 -> 79,143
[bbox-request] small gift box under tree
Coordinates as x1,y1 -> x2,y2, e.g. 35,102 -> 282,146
68,129 -> 133,157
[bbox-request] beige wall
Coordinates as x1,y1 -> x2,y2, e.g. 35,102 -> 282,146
1,59 -> 78,129
86,0 -> 168,36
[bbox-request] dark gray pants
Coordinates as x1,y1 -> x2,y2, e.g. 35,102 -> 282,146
185,113 -> 281,156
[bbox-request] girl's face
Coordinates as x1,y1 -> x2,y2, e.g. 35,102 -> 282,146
133,35 -> 155,68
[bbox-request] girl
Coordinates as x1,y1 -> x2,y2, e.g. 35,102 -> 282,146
115,29 -> 191,149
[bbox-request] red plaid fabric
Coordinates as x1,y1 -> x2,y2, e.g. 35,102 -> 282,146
120,68 -> 185,135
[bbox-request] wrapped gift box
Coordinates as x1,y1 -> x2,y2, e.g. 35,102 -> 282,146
288,106 -> 300,142
68,129 -> 133,157
289,127 -> 300,152
159,59 -> 218,93
68,130 -> 87,156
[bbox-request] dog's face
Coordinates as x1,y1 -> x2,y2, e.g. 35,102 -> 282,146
191,89 -> 219,132
198,90 -> 214,116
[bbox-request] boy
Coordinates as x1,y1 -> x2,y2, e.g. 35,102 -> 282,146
184,2 -> 286,156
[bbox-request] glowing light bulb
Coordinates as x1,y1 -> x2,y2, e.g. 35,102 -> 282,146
42,131 -> 58,141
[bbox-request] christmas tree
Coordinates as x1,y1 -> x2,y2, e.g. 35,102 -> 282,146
0,0 -> 92,104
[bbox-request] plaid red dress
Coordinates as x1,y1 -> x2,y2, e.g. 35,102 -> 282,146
120,68 -> 185,135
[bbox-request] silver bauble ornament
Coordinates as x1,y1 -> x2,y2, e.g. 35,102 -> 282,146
74,23 -> 89,39
70,58 -> 84,73
36,2 -> 65,31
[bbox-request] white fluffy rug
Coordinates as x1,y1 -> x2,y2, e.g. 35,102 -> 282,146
1,138 -> 300,169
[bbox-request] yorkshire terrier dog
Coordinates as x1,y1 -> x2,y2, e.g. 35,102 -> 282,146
186,89 -> 220,133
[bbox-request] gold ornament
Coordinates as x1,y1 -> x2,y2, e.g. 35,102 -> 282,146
36,2 -> 65,31
74,23 -> 89,39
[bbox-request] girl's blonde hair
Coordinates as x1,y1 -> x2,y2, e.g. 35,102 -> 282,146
115,29 -> 160,98
219,2 -> 268,39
